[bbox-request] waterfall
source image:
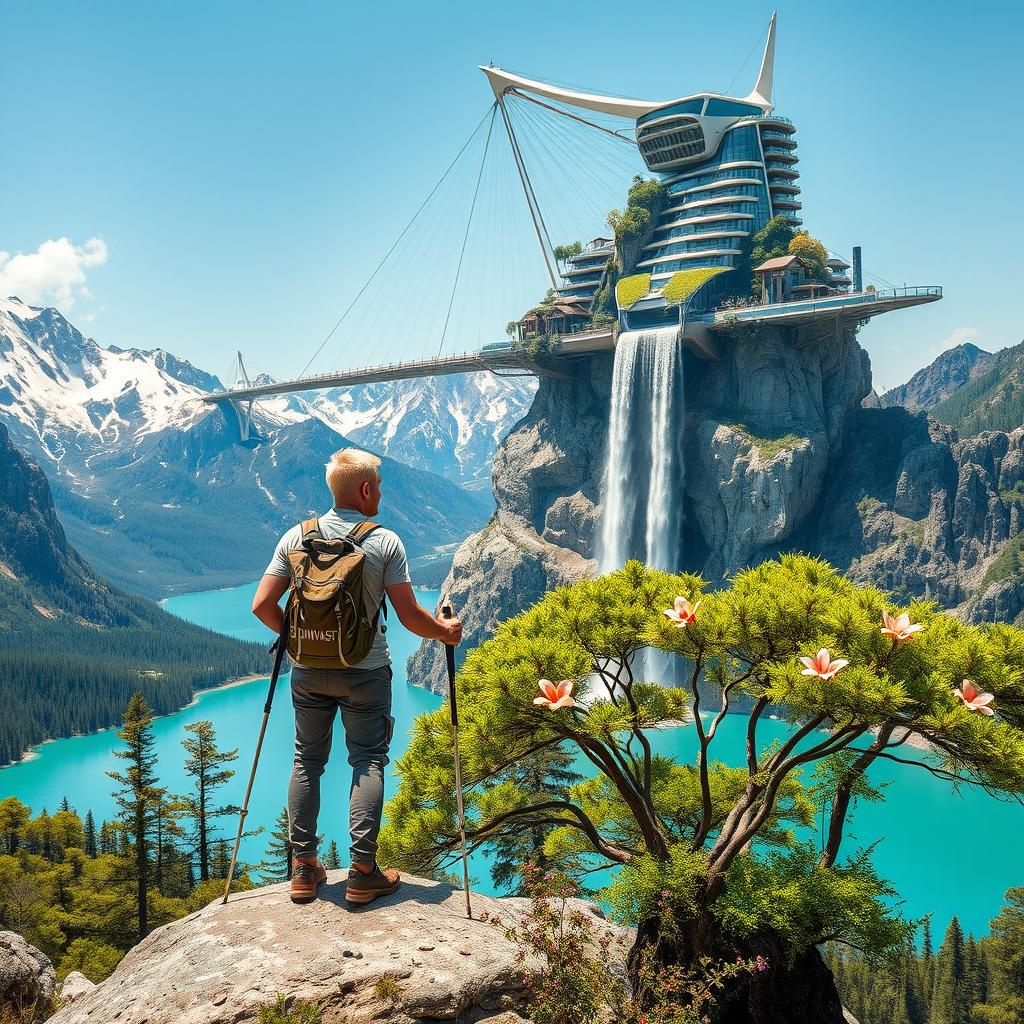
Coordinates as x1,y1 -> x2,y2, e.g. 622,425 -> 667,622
599,326 -> 685,573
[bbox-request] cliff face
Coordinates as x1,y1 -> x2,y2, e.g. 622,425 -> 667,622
411,321 -> 870,690
412,322 -> 1024,693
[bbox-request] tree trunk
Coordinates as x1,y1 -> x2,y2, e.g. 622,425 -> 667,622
628,916 -> 846,1024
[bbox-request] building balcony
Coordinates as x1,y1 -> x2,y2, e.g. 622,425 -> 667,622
773,198 -> 802,211
764,147 -> 799,161
769,182 -> 801,195
761,132 -> 797,147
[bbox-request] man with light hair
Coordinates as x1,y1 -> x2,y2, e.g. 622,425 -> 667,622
252,447 -> 462,905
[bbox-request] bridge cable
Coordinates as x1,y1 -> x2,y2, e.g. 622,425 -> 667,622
437,105 -> 499,358
722,15 -> 772,97
508,88 -> 635,145
296,104 -> 497,380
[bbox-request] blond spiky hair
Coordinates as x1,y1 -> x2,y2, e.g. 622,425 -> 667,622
325,448 -> 381,505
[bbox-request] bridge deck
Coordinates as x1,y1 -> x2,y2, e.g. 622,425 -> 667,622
201,348 -> 535,403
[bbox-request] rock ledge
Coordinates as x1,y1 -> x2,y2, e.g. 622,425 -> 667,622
48,874 -> 629,1024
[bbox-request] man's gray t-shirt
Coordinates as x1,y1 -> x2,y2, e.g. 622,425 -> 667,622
265,509 -> 411,671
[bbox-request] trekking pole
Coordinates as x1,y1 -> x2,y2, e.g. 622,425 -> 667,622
441,602 -> 473,919
222,618 -> 289,904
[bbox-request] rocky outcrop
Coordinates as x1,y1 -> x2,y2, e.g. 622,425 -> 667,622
47,874 -> 629,1024
409,355 -> 611,690
798,408 -> 1024,621
0,930 -> 56,1016
685,321 -> 870,579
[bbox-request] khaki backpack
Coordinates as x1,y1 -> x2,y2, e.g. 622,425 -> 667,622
283,518 -> 386,668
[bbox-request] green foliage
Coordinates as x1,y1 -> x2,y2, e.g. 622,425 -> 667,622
553,241 -> 583,264
257,994 -> 322,1024
0,571 -> 265,766
381,555 -> 1024,978
717,844 -> 914,965
721,421 -> 808,460
58,937 -> 123,982
502,869 -> 628,1024
180,721 -> 239,883
615,273 -> 651,310
931,342 -> 1024,436
322,840 -> 341,871
257,807 -> 293,884
607,176 -> 666,263
750,214 -> 795,267
787,231 -> 830,282
372,977 -> 402,1003
661,267 -> 730,308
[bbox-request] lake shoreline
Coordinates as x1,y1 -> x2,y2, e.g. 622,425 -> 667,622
2,671 -> 274,771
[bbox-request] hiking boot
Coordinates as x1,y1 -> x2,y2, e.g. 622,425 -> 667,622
290,856 -> 327,904
345,862 -> 401,905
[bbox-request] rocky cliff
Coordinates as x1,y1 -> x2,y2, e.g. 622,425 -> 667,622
46,874 -> 628,1024
412,322 -> 1024,691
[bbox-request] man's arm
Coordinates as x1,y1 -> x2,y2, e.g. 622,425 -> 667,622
252,574 -> 290,633
385,583 -> 462,645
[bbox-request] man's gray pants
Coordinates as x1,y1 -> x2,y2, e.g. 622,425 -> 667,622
288,664 -> 394,866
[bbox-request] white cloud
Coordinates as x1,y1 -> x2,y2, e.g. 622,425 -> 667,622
0,237 -> 108,310
934,326 -> 982,354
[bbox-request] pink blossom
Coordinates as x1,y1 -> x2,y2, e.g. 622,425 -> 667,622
881,610 -> 924,642
533,679 -> 576,710
664,596 -> 701,627
799,648 -> 849,681
755,955 -> 768,972
953,679 -> 995,716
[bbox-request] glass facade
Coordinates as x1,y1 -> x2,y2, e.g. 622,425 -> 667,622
638,117 -> 800,284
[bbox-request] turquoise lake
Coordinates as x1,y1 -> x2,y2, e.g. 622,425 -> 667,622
2,580 -> 1021,937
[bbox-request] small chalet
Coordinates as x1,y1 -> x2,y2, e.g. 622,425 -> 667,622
518,297 -> 591,340
754,255 -> 831,304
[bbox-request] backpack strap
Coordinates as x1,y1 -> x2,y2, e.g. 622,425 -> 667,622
347,520 -> 380,545
346,520 -> 388,631
299,517 -> 322,548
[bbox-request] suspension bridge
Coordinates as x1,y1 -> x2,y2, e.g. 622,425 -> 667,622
199,13 -> 942,442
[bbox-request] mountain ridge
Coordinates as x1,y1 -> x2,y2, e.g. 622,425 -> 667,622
0,298 -> 528,596
0,422 -> 265,764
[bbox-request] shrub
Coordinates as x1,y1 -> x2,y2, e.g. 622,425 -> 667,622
257,994 -> 322,1024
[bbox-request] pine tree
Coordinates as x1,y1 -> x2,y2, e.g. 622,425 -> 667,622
107,691 -> 164,942
933,916 -> 971,1024
59,796 -> 71,813
323,840 -> 341,870
98,820 -> 118,856
923,916 -> 936,1001
179,721 -> 238,882
84,810 -> 98,858
0,797 -> 29,854
209,839 -> 232,879
488,745 -> 584,893
257,808 -> 292,884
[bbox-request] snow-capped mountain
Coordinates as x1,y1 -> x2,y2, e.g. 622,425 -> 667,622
306,374 -> 536,490
0,298 -> 528,597
0,296 -> 213,468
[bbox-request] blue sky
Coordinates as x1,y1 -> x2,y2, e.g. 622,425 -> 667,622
2,0 -> 1022,391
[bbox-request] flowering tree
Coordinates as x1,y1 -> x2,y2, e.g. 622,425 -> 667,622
380,557 -> 1024,1023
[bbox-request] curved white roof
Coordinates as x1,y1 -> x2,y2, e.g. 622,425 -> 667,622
480,12 -> 776,119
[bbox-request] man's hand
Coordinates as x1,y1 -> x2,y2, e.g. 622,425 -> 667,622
440,616 -> 463,646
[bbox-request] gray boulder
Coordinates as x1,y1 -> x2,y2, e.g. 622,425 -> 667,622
0,930 -> 56,1016
47,873 -> 630,1024
58,971 -> 95,1005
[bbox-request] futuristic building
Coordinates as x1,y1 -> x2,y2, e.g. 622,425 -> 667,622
483,13 -> 793,296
